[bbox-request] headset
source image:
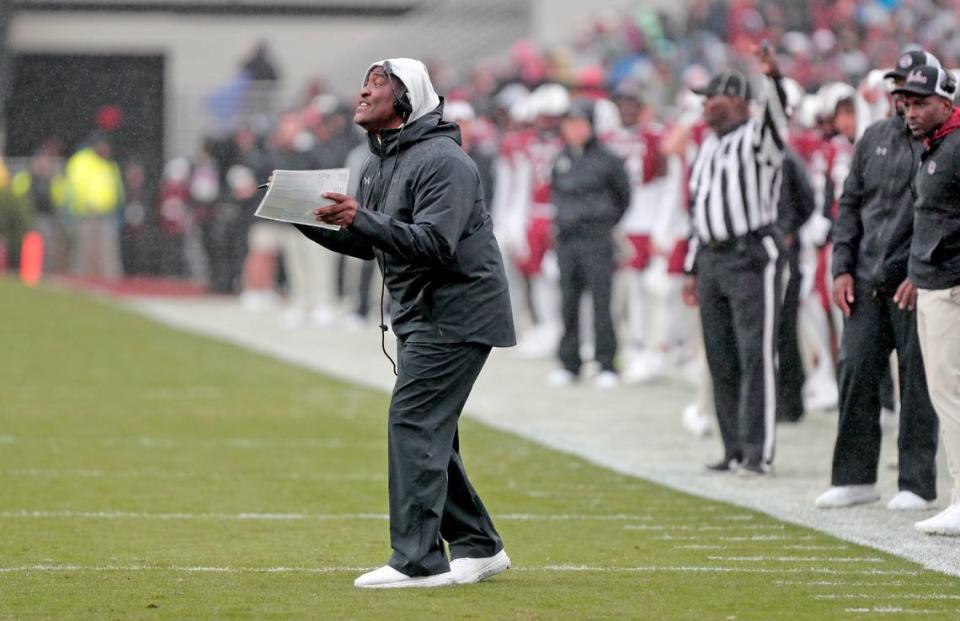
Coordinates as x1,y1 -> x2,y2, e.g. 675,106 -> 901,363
370,61 -> 411,376
941,69 -> 958,97
382,60 -> 413,122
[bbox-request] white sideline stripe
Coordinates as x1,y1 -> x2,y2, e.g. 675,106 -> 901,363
0,564 -> 923,576
775,581 -> 934,587
0,511 -> 389,521
0,511 -> 653,522
708,555 -> 884,563
783,545 -> 850,551
819,594 -> 960,601
845,607 -> 957,615
717,535 -> 803,541
625,524 -> 786,531
0,436 -> 371,449
3,469 -> 385,482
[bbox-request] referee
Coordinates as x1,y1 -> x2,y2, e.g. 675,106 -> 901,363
682,44 -> 789,476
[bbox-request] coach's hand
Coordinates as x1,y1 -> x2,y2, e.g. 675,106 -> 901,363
316,193 -> 358,228
893,278 -> 918,311
833,273 -> 855,317
682,275 -> 699,307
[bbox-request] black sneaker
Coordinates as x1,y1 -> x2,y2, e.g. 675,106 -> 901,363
705,457 -> 740,473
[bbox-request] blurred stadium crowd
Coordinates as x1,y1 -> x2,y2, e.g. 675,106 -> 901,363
3,1 -> 960,524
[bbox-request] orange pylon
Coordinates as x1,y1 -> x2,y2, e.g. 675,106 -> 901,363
19,231 -> 43,287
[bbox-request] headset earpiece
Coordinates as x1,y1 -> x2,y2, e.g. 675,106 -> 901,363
942,71 -> 957,95
383,61 -> 413,122
394,87 -> 413,121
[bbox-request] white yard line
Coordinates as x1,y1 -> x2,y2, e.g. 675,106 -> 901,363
0,564 -> 925,576
708,556 -> 884,563
0,510 -> 656,522
2,469 -> 384,481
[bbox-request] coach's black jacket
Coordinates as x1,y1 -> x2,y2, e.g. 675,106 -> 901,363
297,104 -> 516,347
910,110 -> 960,290
550,136 -> 631,240
832,113 -> 921,293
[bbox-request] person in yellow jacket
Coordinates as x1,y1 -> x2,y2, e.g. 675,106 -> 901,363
64,133 -> 124,279
11,148 -> 68,273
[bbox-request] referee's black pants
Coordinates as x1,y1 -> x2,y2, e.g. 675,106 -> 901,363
387,340 -> 503,577
777,243 -> 805,422
831,282 -> 939,500
556,233 -> 618,374
697,232 -> 784,466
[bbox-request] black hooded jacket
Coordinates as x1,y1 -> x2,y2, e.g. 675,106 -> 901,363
296,105 -> 516,347
910,116 -> 960,289
831,113 -> 921,292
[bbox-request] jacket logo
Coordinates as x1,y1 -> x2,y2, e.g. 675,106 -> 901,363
928,160 -> 937,174
876,146 -> 888,156
555,156 -> 572,174
363,176 -> 372,186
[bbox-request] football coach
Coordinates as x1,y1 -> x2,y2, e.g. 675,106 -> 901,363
294,58 -> 516,588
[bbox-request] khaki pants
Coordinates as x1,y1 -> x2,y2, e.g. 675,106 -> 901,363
73,214 -> 121,280
917,287 -> 960,503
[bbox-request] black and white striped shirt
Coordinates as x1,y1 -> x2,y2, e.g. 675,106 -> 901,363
685,76 -> 789,272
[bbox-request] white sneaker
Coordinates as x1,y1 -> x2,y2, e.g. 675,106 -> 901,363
593,370 -> 620,390
546,369 -> 576,387
310,305 -> 336,327
880,405 -> 900,432
681,403 -> 714,438
804,376 -> 839,412
887,490 -> 935,511
353,565 -> 455,589
814,485 -> 880,508
915,504 -> 960,536
623,350 -> 666,384
450,550 -> 511,584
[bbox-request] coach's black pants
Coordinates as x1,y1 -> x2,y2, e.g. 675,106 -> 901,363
697,232 -> 783,466
556,233 -> 617,374
387,340 -> 502,577
831,282 -> 939,500
777,243 -> 805,421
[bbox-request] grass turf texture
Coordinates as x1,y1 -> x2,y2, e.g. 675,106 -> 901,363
2,278 -> 959,620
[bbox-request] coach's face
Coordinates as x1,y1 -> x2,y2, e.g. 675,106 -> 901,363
355,66 -> 403,133
902,93 -> 953,137
703,94 -> 749,134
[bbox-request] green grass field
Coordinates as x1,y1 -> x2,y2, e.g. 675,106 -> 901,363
2,278 -> 959,620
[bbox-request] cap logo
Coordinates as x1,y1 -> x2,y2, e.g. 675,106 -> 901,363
906,69 -> 928,84
899,54 -> 913,69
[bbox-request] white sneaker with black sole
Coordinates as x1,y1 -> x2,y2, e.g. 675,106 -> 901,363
353,565 -> 455,589
915,503 -> 960,536
450,550 -> 511,584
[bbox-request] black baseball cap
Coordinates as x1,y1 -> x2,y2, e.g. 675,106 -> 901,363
884,49 -> 941,80
890,64 -> 956,100
564,98 -> 595,124
693,70 -> 752,100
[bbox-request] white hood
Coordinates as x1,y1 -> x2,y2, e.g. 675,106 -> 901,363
366,58 -> 441,125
